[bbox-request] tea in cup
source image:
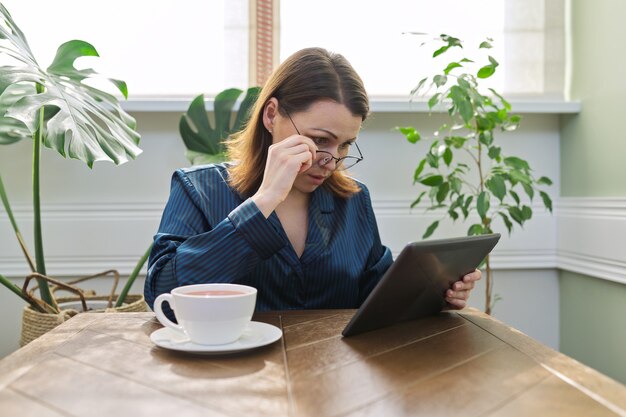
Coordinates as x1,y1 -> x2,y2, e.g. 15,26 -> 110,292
153,283 -> 257,345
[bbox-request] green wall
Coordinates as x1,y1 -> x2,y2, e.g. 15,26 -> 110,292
561,0 -> 626,196
559,272 -> 626,384
559,0 -> 626,385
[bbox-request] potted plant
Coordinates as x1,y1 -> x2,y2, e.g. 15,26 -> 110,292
179,86 -> 261,164
0,3 -> 148,344
396,34 -> 553,314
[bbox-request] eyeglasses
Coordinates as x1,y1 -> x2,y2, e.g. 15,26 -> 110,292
284,109 -> 363,171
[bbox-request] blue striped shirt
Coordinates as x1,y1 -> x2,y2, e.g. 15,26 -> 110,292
144,163 -> 393,312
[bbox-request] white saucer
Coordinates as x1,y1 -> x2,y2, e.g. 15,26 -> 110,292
150,321 -> 283,354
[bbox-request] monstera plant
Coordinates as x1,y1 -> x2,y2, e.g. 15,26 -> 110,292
0,3 -> 143,313
397,34 -> 553,314
179,87 -> 261,165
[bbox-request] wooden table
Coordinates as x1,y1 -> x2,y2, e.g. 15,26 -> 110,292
1,309 -> 625,417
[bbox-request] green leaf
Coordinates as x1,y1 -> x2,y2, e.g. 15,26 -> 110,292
433,75 -> 447,87
443,62 -> 462,75
498,212 -> 513,234
428,93 -> 441,109
510,169 -> 531,185
522,182 -> 535,200
479,41 -> 493,49
488,146 -> 501,160
426,151 -> 439,168
488,88 -> 511,111
436,182 -> 450,203
507,206 -> 524,226
0,83 -> 33,144
411,77 -> 429,96
509,190 -> 520,205
450,176 -> 462,194
477,65 -> 496,79
399,126 -> 421,144
423,220 -> 439,239
537,176 -> 553,186
448,208 -> 459,221
179,87 -> 259,164
468,224 -> 484,236
477,191 -> 490,218
540,191 -> 553,213
413,159 -> 427,183
443,147 -> 453,166
410,191 -> 427,209
486,175 -> 506,202
420,175 -> 444,187
479,131 -> 493,146
504,156 -> 530,171
2,35 -> 141,166
522,205 -> 533,221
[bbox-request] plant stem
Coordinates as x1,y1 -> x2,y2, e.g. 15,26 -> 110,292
484,254 -> 492,315
33,82 -> 53,306
0,273 -> 47,313
0,172 -> 37,272
115,243 -> 152,307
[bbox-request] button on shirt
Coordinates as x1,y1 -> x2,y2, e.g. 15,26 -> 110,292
144,163 -> 393,312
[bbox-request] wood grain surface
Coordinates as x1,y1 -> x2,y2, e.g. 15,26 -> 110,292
0,309 -> 624,417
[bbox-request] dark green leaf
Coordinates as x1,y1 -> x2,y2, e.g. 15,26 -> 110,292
509,190 -> 520,205
507,206 -> 524,225
468,224 -> 484,236
537,176 -> 553,186
522,205 -> 533,220
448,208 -> 459,221
522,182 -> 535,200
498,212 -> 513,234
488,146 -> 501,160
410,191 -> 427,209
540,191 -> 553,212
233,86 -> 261,132
488,56 -> 499,66
420,175 -> 444,187
179,94 -> 218,154
443,147 -> 453,166
436,182 -> 450,203
423,220 -> 439,239
413,159 -> 427,183
486,175 -> 506,202
477,191 -> 490,218
479,131 -> 494,146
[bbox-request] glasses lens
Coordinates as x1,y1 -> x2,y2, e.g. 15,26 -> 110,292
336,157 -> 360,171
315,151 -> 334,167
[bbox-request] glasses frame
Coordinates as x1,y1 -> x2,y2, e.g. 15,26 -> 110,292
283,108 -> 364,171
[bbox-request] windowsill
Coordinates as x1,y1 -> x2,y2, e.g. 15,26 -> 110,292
120,95 -> 581,114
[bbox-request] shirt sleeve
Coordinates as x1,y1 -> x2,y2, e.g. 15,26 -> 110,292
144,169 -> 287,309
357,183 -> 393,305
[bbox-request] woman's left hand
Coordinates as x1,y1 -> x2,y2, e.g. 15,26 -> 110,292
445,269 -> 482,310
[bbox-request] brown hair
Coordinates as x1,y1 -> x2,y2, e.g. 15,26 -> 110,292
226,47 -> 369,198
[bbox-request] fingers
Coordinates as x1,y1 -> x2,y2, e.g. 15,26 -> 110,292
445,269 -> 482,310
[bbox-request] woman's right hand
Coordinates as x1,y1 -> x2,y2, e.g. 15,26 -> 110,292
251,135 -> 317,217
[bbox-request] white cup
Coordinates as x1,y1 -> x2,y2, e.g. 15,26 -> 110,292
153,283 -> 257,345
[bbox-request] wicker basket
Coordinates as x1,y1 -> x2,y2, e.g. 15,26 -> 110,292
20,294 -> 148,346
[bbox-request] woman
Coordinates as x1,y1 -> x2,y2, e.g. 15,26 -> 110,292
144,47 -> 480,312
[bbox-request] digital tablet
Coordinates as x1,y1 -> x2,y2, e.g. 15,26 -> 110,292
342,233 -> 501,337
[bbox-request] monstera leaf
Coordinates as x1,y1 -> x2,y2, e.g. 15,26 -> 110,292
179,87 -> 260,165
0,4 -> 141,167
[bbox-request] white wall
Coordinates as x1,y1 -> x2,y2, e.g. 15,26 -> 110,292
0,110 -> 562,357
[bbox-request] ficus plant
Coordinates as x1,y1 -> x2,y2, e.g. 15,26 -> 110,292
179,87 -> 261,165
397,34 -> 553,314
0,4 -> 144,312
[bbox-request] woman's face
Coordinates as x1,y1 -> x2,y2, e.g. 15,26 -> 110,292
270,99 -> 362,194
